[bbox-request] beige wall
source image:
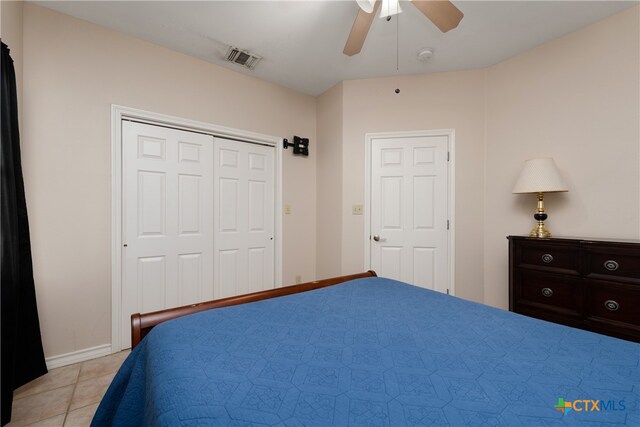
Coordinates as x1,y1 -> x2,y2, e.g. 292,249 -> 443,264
340,71 -> 487,303
317,5 -> 639,308
483,6 -> 640,309
21,4 -> 316,358
1,0 -> 24,129
316,82 -> 344,279
17,2 -> 640,361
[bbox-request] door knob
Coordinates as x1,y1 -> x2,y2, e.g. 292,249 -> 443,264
373,235 -> 385,242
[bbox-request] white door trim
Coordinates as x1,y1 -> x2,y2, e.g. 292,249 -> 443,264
111,105 -> 283,352
363,129 -> 456,295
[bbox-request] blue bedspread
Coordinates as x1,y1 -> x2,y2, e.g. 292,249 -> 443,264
93,277 -> 639,426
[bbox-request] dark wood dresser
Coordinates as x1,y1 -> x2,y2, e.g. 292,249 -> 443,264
508,235 -> 640,342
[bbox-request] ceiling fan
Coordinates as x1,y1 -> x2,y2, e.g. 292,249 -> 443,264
344,0 -> 464,56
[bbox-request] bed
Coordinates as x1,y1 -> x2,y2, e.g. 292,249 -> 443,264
93,272 -> 639,426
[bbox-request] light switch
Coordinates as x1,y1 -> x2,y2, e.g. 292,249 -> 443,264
284,204 -> 292,215
352,205 -> 363,215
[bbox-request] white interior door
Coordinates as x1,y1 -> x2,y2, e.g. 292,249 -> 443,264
122,121 -> 214,348
214,138 -> 275,298
370,135 -> 449,292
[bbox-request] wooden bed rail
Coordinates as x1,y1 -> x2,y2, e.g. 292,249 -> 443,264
131,270 -> 377,349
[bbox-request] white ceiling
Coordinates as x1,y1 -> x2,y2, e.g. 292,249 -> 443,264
33,1 -> 638,96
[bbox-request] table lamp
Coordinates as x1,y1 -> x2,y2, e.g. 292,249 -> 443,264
513,158 -> 568,238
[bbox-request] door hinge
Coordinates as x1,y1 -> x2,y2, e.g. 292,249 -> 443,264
447,220 -> 450,230
447,152 -> 450,161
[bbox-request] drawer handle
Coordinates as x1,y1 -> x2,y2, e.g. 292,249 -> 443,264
541,254 -> 554,263
604,300 -> 620,312
603,260 -> 619,271
541,287 -> 553,297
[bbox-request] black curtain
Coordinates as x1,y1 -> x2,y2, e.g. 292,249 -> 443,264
1,41 -> 48,426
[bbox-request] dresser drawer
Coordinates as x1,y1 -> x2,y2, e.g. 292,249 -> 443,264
518,241 -> 580,272
509,236 -> 640,343
515,305 -> 583,329
515,270 -> 581,315
585,246 -> 640,282
585,280 -> 640,329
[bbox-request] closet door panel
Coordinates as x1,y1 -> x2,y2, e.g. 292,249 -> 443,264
214,138 -> 275,299
122,121 -> 214,349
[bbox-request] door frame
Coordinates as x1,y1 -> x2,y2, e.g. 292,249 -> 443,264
363,129 -> 456,295
111,105 -> 283,352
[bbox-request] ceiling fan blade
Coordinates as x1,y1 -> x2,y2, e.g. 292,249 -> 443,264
412,0 -> 463,33
343,0 -> 381,56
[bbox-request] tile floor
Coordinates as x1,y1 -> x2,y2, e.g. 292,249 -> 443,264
6,350 -> 130,427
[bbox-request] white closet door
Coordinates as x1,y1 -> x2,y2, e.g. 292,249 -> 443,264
214,138 -> 275,298
122,121 -> 214,348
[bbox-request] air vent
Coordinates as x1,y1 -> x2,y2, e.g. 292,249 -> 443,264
225,47 -> 262,70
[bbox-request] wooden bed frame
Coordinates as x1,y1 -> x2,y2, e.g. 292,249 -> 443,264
131,270 -> 377,349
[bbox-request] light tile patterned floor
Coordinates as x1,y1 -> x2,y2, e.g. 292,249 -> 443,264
6,350 -> 130,427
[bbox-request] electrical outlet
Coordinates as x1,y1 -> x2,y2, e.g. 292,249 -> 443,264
352,205 -> 363,215
295,275 -> 302,284
284,204 -> 292,215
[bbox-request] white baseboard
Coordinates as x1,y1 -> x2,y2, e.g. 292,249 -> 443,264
45,344 -> 112,370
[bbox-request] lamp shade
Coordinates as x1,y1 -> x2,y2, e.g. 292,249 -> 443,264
512,158 -> 568,194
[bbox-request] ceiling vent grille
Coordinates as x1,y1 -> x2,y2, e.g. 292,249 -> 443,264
225,47 -> 262,70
